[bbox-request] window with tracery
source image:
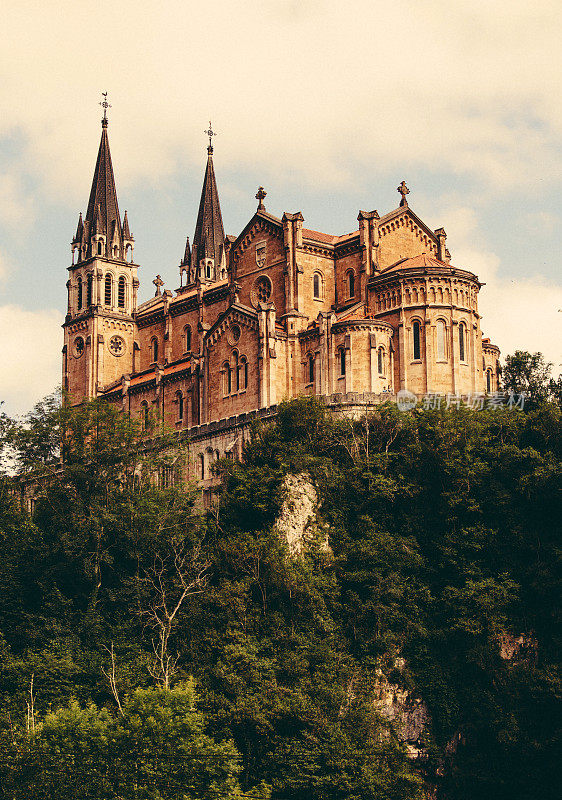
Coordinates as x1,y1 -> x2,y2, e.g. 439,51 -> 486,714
256,276 -> 271,303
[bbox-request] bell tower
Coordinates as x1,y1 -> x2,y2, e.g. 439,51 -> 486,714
63,96 -> 139,405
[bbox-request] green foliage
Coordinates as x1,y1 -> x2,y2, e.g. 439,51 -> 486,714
503,350 -> 558,408
3,684 -> 266,800
0,386 -> 560,799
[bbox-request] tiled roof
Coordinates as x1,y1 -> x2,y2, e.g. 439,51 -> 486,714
382,253 -> 447,274
302,228 -> 359,245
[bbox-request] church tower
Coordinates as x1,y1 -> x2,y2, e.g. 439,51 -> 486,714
179,124 -> 227,288
63,99 -> 139,405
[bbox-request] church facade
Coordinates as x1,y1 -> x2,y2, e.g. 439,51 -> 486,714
63,116 -> 501,487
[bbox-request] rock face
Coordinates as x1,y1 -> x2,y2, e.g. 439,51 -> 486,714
498,631 -> 538,664
275,473 -> 329,556
372,668 -> 430,759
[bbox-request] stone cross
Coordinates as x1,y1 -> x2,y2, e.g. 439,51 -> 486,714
256,186 -> 267,211
397,180 -> 410,207
153,274 -> 164,296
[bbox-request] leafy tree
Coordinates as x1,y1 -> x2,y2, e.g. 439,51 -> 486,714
502,350 -> 553,407
2,683 -> 268,800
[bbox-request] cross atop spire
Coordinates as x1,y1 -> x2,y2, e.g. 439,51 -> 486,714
99,91 -> 111,128
204,120 -> 217,154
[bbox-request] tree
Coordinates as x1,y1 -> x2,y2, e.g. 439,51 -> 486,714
502,350 -> 553,407
2,683 -> 269,800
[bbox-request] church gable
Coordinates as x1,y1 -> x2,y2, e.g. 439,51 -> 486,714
205,305 -> 260,418
231,213 -> 286,314
378,207 -> 439,270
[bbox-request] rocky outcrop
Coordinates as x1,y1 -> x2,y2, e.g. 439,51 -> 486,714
274,473 -> 329,556
372,665 -> 430,759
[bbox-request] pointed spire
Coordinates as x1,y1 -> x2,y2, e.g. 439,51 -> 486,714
122,210 -> 132,240
191,142 -> 225,272
181,235 -> 191,267
74,212 -> 83,242
83,116 -> 122,258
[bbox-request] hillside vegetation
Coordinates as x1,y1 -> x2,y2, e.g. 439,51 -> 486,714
0,367 -> 560,799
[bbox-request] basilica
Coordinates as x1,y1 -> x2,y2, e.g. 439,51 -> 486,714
63,113 -> 501,487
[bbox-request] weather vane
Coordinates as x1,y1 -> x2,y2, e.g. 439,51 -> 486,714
99,92 -> 111,124
204,120 -> 217,152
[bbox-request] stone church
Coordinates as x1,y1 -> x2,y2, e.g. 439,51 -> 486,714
63,114 -> 501,488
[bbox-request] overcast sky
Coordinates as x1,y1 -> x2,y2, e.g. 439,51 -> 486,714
1,0 -> 561,415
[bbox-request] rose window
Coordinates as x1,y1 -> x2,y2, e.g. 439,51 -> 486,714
109,335 -> 125,356
256,277 -> 271,302
73,337 -> 84,357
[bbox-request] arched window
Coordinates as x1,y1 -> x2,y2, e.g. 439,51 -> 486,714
141,401 -> 149,431
176,390 -> 183,421
307,354 -> 315,385
223,361 -> 232,395
77,277 -> 83,311
436,319 -> 446,360
113,245 -> 118,258
151,337 -> 158,363
206,260 -> 212,280
104,274 -> 112,306
206,447 -> 214,474
486,369 -> 492,393
313,272 -> 322,299
339,347 -> 346,376
347,270 -> 355,299
97,241 -> 103,255
233,351 -> 240,392
239,356 -> 248,390
118,276 -> 126,309
378,346 -> 385,375
86,274 -> 93,307
184,325 -> 192,353
199,453 -> 205,480
125,244 -> 132,262
413,320 -> 421,360
459,323 -> 466,362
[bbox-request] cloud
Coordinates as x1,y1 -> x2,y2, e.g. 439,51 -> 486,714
2,0 -> 562,201
0,171 -> 35,231
0,305 -> 63,416
0,249 -> 10,282
442,206 -> 562,377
